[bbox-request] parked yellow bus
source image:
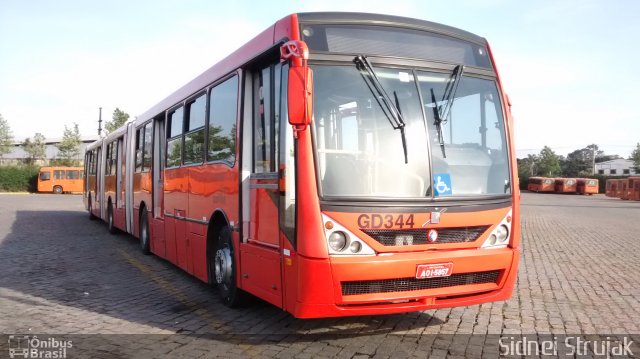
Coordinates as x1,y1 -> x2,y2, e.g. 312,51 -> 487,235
38,166 -> 84,194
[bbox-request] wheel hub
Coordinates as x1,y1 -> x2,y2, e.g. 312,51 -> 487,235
214,247 -> 232,286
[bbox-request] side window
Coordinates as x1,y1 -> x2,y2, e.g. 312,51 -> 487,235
67,170 -> 80,179
54,170 -> 64,180
166,107 -> 184,168
40,171 -> 51,181
208,76 -> 239,164
143,122 -> 153,171
112,140 -> 119,175
135,127 -> 144,172
253,67 -> 273,173
184,94 -> 206,165
105,143 -> 111,175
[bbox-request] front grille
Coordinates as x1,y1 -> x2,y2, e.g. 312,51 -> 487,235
341,270 -> 501,296
361,226 -> 489,246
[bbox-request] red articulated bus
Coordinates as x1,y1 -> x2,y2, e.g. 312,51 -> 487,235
576,178 -> 598,195
554,178 -> 577,193
84,12 -> 519,318
527,177 -> 555,192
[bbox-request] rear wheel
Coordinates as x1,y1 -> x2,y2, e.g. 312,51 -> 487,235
139,207 -> 151,255
88,196 -> 96,220
53,186 -> 63,194
214,226 -> 246,307
107,202 -> 118,234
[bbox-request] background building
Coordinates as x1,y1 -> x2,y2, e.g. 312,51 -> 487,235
595,158 -> 638,176
0,136 -> 99,166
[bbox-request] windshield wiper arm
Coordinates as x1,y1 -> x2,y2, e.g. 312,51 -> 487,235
430,88 -> 447,158
353,55 -> 408,163
431,65 -> 464,159
439,65 -> 464,122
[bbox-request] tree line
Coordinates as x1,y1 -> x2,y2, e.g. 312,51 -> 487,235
0,109 -> 130,166
518,144 -> 640,179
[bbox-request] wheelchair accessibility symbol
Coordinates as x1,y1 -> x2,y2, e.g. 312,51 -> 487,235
434,174 -> 452,196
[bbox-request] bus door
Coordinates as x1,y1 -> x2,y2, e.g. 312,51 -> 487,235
95,147 -> 102,217
164,106 -> 187,267
152,116 -> 166,257
244,64 -> 283,307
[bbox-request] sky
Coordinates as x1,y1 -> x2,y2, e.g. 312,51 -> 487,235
1,0 -> 638,158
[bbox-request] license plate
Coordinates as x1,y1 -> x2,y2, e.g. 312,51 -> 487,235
416,263 -> 453,279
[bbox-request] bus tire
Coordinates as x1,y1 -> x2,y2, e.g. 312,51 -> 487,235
139,207 -> 151,255
88,196 -> 96,220
107,201 -> 118,234
53,186 -> 63,194
214,226 -> 246,307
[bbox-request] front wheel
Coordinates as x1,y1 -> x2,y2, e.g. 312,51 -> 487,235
53,186 -> 63,194
214,226 -> 246,307
139,207 -> 150,255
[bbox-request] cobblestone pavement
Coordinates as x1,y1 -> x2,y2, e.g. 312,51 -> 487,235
0,193 -> 639,358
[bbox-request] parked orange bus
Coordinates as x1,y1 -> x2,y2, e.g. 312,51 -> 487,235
576,178 -> 598,195
616,179 -> 628,198
631,178 -> 640,201
527,177 -> 555,192
554,178 -> 577,193
621,177 -> 640,200
84,12 -> 519,318
38,166 -> 83,194
605,179 -> 618,197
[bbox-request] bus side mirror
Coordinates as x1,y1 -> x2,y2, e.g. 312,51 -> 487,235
281,40 -> 313,128
288,66 -> 313,127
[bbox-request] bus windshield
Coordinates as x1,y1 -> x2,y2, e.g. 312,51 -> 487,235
312,63 -> 511,199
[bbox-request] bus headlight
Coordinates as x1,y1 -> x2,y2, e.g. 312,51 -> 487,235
322,214 -> 376,256
328,231 -> 349,251
495,225 -> 509,243
481,210 -> 512,249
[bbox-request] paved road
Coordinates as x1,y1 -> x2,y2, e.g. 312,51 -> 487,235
0,193 -> 639,358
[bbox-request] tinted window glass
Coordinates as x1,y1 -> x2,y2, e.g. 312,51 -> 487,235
39,171 -> 51,181
168,107 -> 184,138
184,129 -> 205,164
186,94 -> 206,131
67,170 -> 80,179
135,128 -> 143,172
208,75 -> 238,164
54,170 -> 64,180
167,138 -> 182,167
143,122 -> 153,171
253,68 -> 272,172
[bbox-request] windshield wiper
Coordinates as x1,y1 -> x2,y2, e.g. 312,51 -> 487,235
431,65 -> 464,159
353,55 -> 408,163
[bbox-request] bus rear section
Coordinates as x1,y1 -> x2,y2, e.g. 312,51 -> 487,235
632,178 -> 640,201
622,177 -> 640,200
576,178 -> 598,195
37,166 -> 84,194
527,177 -> 555,192
605,179 -> 618,197
554,178 -> 577,193
616,179 -> 627,199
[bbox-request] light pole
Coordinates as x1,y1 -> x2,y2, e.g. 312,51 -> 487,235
98,107 -> 103,136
